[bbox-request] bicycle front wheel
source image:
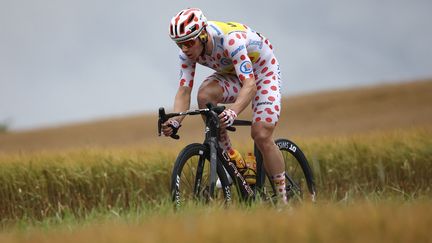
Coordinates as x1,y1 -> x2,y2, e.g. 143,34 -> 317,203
171,143 -> 230,207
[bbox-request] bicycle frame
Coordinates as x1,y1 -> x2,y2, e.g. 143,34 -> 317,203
160,103 -> 317,204
159,103 -> 255,201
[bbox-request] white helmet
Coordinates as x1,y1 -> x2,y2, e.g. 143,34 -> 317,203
169,8 -> 207,43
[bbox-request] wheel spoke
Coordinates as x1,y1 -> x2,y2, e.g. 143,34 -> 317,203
172,144 -> 227,206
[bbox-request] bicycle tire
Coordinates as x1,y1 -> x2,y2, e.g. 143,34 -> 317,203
262,139 -> 316,202
171,143 -> 231,207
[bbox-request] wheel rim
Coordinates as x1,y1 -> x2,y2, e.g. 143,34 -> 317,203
262,149 -> 309,203
177,153 -> 211,204
282,149 -> 307,201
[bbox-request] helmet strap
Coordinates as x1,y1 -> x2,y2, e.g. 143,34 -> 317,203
199,30 -> 208,57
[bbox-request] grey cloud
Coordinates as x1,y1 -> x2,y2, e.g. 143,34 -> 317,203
1,0 -> 431,130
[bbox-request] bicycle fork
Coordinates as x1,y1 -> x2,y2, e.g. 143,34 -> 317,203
208,137 -> 219,200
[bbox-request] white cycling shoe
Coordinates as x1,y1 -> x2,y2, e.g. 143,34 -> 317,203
216,168 -> 233,188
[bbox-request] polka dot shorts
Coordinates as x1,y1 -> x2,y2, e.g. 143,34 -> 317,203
203,65 -> 281,125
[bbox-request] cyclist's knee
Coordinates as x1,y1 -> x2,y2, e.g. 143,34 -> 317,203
253,133 -> 273,150
197,82 -> 222,107
197,92 -> 211,108
251,122 -> 275,150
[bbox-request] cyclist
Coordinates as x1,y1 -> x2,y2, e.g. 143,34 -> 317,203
162,8 -> 287,204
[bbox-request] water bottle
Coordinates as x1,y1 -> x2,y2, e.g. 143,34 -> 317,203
229,149 -> 246,169
244,152 -> 257,172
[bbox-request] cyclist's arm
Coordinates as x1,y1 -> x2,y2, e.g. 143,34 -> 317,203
172,51 -> 196,123
230,77 -> 256,115
173,86 -> 192,123
225,36 -> 257,115
161,86 -> 191,136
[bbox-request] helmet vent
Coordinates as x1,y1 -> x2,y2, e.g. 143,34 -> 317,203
179,22 -> 185,34
187,13 -> 195,24
170,24 -> 174,36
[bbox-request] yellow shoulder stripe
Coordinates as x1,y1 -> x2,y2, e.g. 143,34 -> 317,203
212,21 -> 246,35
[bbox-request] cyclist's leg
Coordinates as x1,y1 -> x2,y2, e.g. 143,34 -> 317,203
197,72 -> 242,152
252,122 -> 286,202
251,65 -> 287,203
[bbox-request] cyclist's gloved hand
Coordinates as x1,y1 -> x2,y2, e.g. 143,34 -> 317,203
162,119 -> 181,137
220,109 -> 237,127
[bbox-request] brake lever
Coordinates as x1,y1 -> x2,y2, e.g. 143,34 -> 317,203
158,108 -> 164,136
206,102 -> 238,132
158,107 -> 180,139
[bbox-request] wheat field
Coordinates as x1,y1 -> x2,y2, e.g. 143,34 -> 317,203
0,80 -> 431,242
0,201 -> 431,243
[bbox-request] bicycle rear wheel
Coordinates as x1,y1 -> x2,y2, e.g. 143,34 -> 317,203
262,139 -> 316,203
171,143 -> 230,208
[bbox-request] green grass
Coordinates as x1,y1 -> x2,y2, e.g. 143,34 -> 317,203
0,127 -> 431,228
1,200 -> 431,243
0,149 -> 175,224
302,128 -> 432,200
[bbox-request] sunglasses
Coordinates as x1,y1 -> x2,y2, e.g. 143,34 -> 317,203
176,37 -> 198,49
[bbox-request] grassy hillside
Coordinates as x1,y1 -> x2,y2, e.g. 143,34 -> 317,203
0,79 -> 431,153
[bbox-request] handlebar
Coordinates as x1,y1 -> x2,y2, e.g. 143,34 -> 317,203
158,103 -> 252,139
158,107 -> 180,139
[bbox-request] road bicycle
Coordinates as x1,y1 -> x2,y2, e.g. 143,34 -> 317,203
158,103 -> 316,207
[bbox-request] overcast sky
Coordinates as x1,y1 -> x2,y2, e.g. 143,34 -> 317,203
1,0 -> 431,131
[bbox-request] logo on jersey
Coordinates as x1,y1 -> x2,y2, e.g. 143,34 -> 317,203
230,45 -> 245,58
257,101 -> 273,106
249,40 -> 263,49
240,61 -> 253,74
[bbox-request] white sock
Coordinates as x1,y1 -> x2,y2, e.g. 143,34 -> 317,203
271,172 -> 287,203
